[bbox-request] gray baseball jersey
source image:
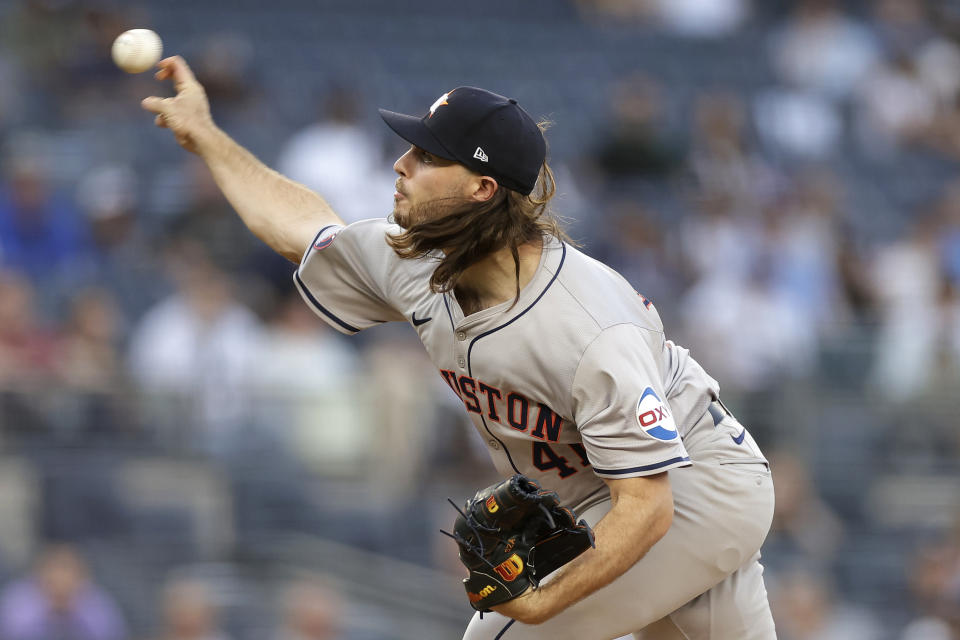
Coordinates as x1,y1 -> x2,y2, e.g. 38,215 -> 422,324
294,219 -> 721,514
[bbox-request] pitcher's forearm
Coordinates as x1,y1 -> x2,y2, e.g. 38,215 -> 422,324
491,473 -> 673,625
199,126 -> 342,262
533,485 -> 672,619
142,56 -> 343,262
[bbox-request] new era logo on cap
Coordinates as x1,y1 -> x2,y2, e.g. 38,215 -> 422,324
378,87 -> 546,195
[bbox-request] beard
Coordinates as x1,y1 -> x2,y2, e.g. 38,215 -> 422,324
390,201 -> 410,229
388,196 -> 507,261
391,195 -> 471,231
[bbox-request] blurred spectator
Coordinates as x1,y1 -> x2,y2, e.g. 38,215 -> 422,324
127,240 -> 262,455
869,212 -> 948,401
770,0 -> 881,101
901,518 -> 960,640
919,40 -> 960,160
0,269 -> 57,434
650,0 -> 752,38
593,200 -> 682,311
761,0 -> 881,159
272,577 -> 344,640
275,85 -> 395,224
679,251 -> 817,391
571,0 -> 656,25
834,230 -> 877,324
679,191 -> 757,283
574,0 -> 750,33
765,452 -> 845,572
154,578 -> 232,640
870,0 -> 933,58
360,332 -> 448,498
168,157 -> 267,276
50,287 -> 127,436
769,568 -> 882,640
161,158 -> 303,314
759,171 -> 845,329
0,153 -> 92,285
75,163 -> 166,321
193,33 -> 258,113
754,85 -> 843,159
855,55 -> 936,158
58,5 -> 142,126
916,38 -> 960,111
591,74 -> 684,182
0,544 -> 127,640
249,291 -> 359,396
0,53 -> 27,130
901,618 -> 958,640
941,183 -> 960,289
688,90 -> 778,209
55,287 -> 122,390
247,290 -> 364,469
678,181 -> 827,389
0,269 -> 57,388
676,187 -> 821,392
0,0 -> 81,97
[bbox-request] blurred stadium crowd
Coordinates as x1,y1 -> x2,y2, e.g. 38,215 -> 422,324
0,0 -> 958,637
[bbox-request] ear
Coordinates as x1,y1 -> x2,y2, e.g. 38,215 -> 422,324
469,176 -> 499,203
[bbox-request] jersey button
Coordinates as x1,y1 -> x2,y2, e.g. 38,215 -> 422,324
456,331 -> 466,341
488,440 -> 500,449
457,357 -> 466,368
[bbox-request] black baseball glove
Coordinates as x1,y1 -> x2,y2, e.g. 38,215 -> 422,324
443,474 -> 595,612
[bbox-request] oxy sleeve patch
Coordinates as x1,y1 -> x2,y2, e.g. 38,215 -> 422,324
636,387 -> 678,441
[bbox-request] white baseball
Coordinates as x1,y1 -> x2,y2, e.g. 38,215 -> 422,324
111,29 -> 163,74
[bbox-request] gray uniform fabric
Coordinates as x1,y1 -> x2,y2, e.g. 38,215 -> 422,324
462,411 -> 776,639
295,219 -> 777,639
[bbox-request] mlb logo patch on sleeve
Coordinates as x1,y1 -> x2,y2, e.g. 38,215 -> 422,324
313,226 -> 343,251
636,387 -> 678,441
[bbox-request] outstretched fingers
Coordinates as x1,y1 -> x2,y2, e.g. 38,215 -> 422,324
155,55 -> 197,91
141,96 -> 169,114
141,56 -> 195,116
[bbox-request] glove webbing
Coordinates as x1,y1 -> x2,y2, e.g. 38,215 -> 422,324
439,498 -> 502,574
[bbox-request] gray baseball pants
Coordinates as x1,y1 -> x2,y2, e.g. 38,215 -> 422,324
462,406 -> 778,640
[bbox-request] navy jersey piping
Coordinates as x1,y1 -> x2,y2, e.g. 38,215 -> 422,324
467,243 -> 567,474
494,619 -> 516,638
296,224 -> 361,333
294,271 -> 361,334
443,295 -> 455,331
592,456 -> 690,476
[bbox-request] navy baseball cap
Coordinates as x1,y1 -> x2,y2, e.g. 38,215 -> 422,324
379,87 -> 546,195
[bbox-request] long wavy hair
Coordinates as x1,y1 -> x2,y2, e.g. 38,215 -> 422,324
386,158 -> 568,301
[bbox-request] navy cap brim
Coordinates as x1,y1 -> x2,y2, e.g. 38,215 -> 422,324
378,109 -> 459,164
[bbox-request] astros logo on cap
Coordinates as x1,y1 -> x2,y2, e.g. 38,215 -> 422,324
428,90 -> 455,118
636,387 -> 678,441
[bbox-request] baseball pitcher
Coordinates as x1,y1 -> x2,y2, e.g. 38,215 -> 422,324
143,56 -> 777,639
